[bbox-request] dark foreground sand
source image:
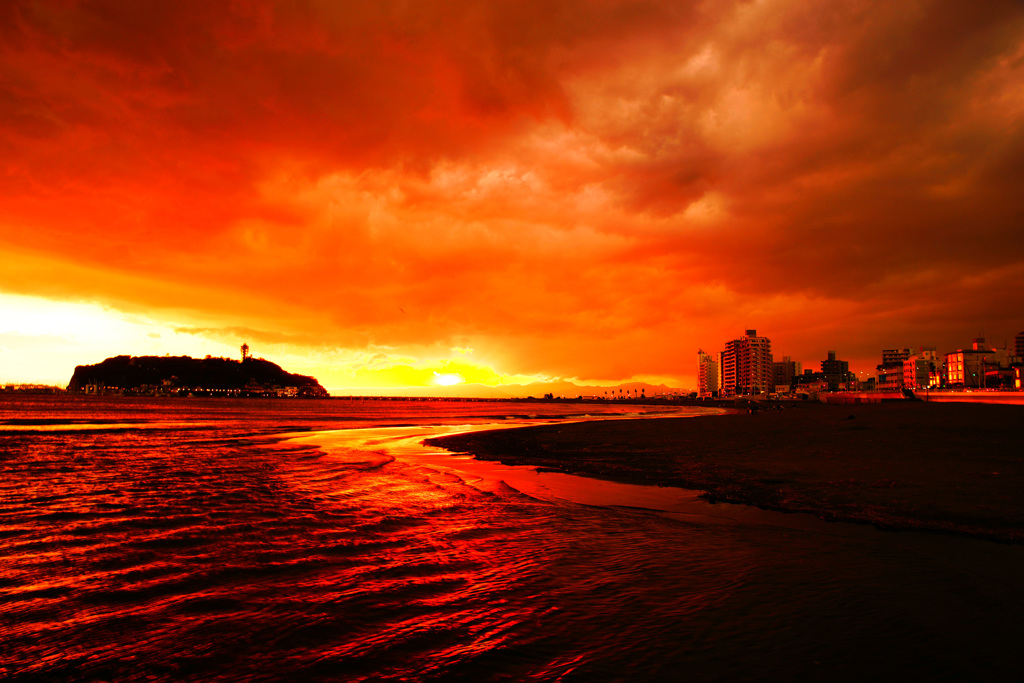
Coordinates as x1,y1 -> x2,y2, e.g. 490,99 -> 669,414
426,401 -> 1024,542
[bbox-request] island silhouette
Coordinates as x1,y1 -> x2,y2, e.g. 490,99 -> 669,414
67,354 -> 328,397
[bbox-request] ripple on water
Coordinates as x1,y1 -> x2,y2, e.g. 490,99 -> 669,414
3,400 -> 1024,681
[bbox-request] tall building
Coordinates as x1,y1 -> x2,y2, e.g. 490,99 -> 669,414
722,329 -> 773,396
773,356 -> 801,390
820,351 -> 853,391
717,351 -> 725,398
722,347 -> 736,395
697,350 -> 719,397
1015,331 -> 1024,359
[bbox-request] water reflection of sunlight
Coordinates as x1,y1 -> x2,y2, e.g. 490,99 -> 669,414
0,421 -> 212,432
282,417 -> 858,535
284,421 -> 705,513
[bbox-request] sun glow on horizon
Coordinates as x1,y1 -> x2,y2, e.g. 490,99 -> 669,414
433,372 -> 465,386
0,292 -> 567,391
0,293 -> 246,385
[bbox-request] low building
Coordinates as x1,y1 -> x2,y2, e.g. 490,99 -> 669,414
793,379 -> 829,400
773,356 -> 801,390
944,338 -> 1009,388
903,347 -> 941,389
877,348 -> 912,391
877,367 -> 905,391
821,351 -> 855,392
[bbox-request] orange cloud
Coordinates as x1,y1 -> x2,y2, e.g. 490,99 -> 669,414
3,0 -> 1024,389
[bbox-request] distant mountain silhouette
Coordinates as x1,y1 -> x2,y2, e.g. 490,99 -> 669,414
67,355 -> 328,397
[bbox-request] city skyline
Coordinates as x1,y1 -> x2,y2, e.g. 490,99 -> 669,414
3,2 -> 1024,392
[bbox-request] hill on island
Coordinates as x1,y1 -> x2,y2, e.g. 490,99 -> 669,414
67,355 -> 329,397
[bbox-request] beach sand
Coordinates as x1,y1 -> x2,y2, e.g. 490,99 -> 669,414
426,401 -> 1024,542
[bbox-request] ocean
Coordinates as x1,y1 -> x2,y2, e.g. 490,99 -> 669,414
2,395 -> 1023,681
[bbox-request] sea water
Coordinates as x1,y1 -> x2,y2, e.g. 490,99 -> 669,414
2,395 -> 1024,681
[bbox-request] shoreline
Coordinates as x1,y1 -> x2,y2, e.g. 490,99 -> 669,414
425,401 -> 1024,543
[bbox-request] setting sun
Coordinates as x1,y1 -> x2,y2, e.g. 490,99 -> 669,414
433,372 -> 465,387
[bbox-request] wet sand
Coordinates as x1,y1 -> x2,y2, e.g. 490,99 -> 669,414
426,401 -> 1024,542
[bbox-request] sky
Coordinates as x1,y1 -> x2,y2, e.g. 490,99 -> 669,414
2,0 -> 1024,393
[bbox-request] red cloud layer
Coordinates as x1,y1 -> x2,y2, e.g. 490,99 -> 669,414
2,0 -> 1024,383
